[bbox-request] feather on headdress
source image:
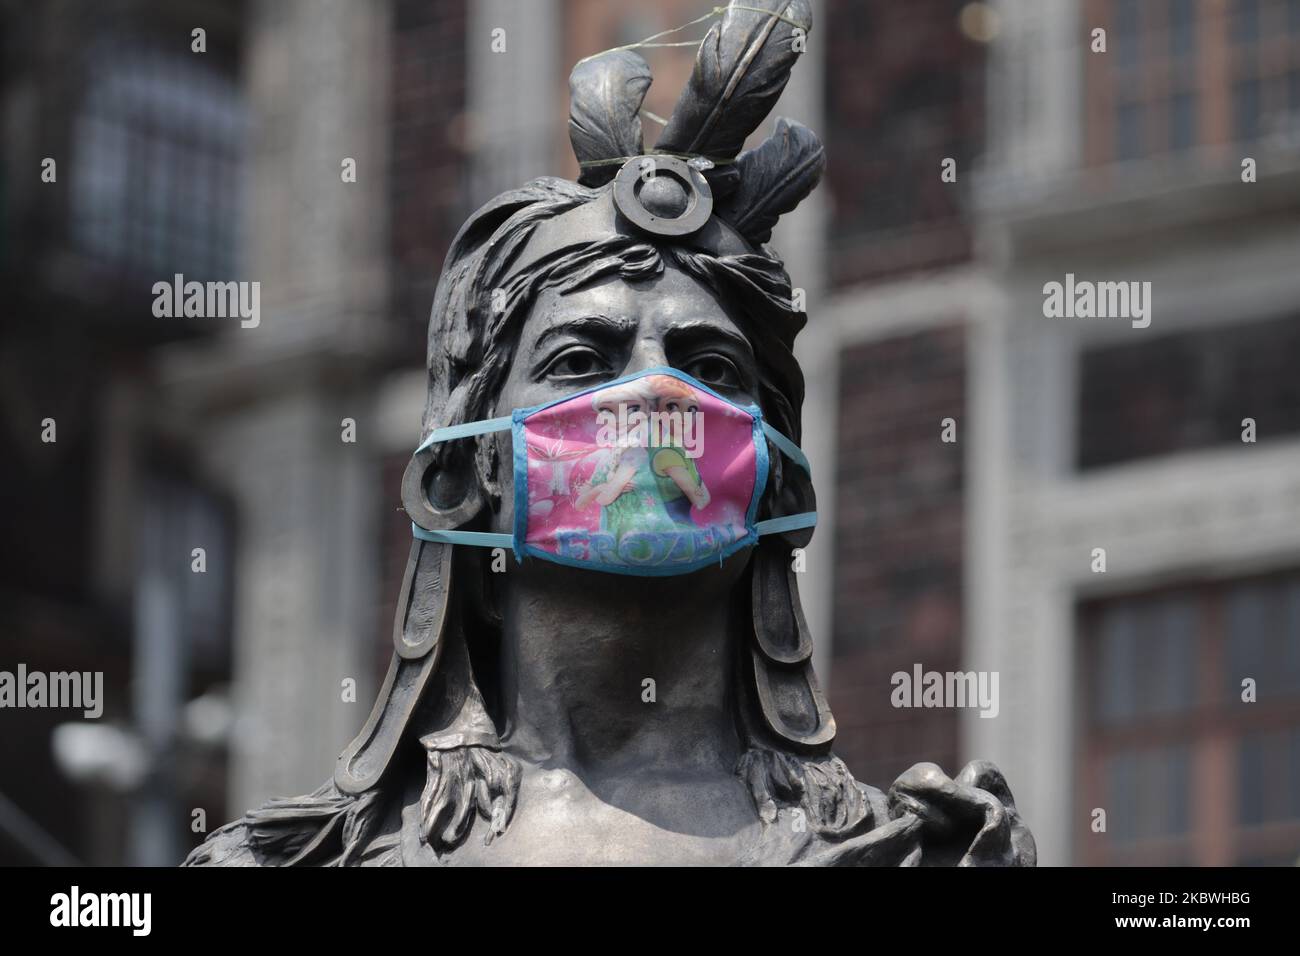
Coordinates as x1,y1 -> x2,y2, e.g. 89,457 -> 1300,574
566,0 -> 824,248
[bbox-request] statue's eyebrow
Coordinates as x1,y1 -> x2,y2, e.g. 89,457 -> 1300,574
530,313 -> 636,351
663,320 -> 754,359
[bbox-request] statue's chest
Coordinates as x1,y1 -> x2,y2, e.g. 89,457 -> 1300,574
404,766 -> 764,866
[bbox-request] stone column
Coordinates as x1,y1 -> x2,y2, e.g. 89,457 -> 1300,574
466,0 -> 560,201
160,0 -> 392,813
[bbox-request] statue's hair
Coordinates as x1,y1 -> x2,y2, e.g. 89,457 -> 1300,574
419,744 -> 520,852
736,749 -> 875,836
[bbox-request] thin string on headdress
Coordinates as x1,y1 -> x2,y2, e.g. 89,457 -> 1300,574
575,152 -> 726,170
573,7 -> 717,66
574,3 -> 804,170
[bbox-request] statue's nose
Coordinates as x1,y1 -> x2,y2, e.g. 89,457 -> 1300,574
624,337 -> 669,375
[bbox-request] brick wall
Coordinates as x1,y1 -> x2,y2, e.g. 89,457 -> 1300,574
823,0 -> 984,286
829,324 -> 966,791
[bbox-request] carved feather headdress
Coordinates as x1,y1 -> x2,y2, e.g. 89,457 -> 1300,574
565,0 -> 824,248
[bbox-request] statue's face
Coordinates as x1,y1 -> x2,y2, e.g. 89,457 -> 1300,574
489,259 -> 760,588
496,260 -> 759,413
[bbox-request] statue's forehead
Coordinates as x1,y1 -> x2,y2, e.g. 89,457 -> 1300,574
521,267 -> 741,345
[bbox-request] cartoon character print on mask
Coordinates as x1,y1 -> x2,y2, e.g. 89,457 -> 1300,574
519,369 -> 757,572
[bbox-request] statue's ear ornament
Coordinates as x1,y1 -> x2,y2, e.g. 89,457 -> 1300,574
401,441 -> 483,535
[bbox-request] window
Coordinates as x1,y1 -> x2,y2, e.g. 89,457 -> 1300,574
828,326 -> 967,788
1076,312 -> 1300,470
1085,0 -> 1300,164
1234,0 -> 1260,44
1170,89 -> 1197,148
137,469 -> 235,674
1170,0 -> 1196,58
823,0 -> 983,285
1078,571 -> 1300,865
70,38 -> 244,279
1115,0 -> 1142,68
1234,76 -> 1262,141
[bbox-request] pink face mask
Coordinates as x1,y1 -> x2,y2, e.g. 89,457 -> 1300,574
411,367 -> 815,576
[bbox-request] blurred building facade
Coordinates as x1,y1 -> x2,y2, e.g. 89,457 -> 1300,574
824,0 -> 1300,867
1,0 -> 249,865
2,0 -> 1298,867
967,0 -> 1300,866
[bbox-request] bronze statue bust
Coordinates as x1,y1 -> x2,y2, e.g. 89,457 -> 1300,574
186,0 -> 1034,867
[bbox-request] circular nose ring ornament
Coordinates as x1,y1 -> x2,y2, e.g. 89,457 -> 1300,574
613,154 -> 714,237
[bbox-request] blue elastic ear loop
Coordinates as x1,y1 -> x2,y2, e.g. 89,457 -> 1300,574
412,526 -> 514,547
755,512 -> 817,535
414,415 -> 513,454
410,416 -> 514,547
761,421 -> 811,477
758,421 -> 815,535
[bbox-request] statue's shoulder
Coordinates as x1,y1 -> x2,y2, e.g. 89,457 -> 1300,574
183,818 -> 261,867
182,782 -> 402,867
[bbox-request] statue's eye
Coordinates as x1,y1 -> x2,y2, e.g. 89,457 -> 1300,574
683,355 -> 740,389
545,347 -> 610,380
